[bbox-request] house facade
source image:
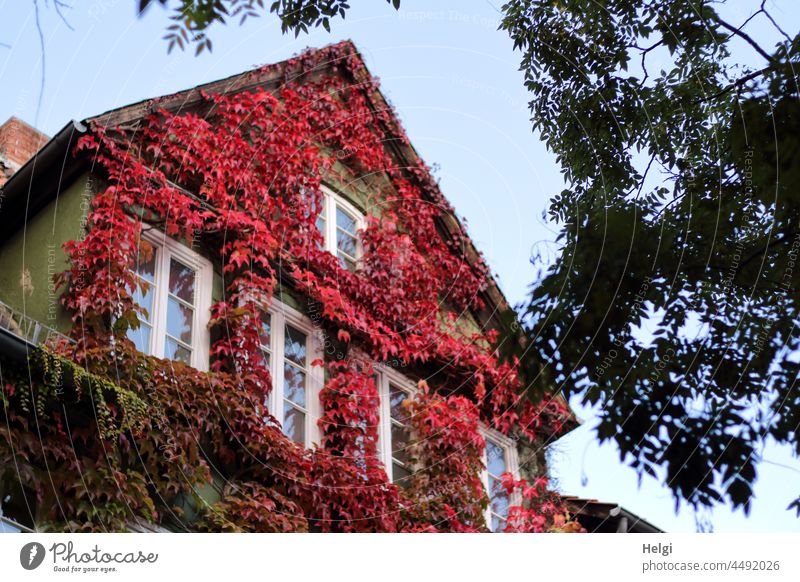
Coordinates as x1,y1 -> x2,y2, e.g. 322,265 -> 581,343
0,41 -> 576,533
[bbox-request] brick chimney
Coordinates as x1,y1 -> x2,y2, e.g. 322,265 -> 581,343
0,117 -> 50,186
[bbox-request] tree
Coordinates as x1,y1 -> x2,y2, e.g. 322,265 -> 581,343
140,0 -> 800,515
139,0 -> 400,53
499,0 -> 800,516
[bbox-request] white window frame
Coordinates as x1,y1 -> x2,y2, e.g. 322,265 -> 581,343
481,427 -> 520,532
317,185 -> 364,269
261,298 -> 325,448
376,364 -> 417,483
133,229 -> 213,371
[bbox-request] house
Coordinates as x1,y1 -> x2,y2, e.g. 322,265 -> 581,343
0,41 -> 577,533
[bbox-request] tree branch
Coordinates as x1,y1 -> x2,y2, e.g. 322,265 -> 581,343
630,39 -> 665,87
634,153 -> 657,200
761,0 -> 792,43
697,65 -> 775,104
710,12 -> 776,65
735,230 -> 800,275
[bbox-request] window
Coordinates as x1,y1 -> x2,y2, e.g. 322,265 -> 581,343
315,186 -> 363,271
0,477 -> 35,532
373,369 -> 519,531
388,383 -> 413,486
259,301 -> 323,448
377,368 -> 415,487
350,358 -> 380,473
482,432 -> 518,532
127,230 -> 213,371
0,517 -> 22,533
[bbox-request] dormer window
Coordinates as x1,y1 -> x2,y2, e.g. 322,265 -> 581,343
127,230 -> 213,371
316,186 -> 363,271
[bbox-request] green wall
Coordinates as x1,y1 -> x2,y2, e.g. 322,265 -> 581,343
0,173 -> 94,333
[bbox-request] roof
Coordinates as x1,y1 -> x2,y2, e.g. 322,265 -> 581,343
563,495 -> 664,533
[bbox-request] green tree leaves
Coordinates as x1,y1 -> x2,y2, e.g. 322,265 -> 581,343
140,0 -> 401,51
502,0 -> 800,515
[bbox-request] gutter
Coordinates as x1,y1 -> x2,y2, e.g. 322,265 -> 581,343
609,505 -> 663,533
0,325 -> 30,362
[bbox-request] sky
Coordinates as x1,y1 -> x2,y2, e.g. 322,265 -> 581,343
1,0 -> 798,533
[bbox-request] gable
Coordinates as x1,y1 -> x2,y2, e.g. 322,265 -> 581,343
80,40 -> 514,336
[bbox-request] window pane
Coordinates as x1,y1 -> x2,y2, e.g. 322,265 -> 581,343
132,280 -> 154,322
167,297 -> 194,344
283,403 -> 305,444
307,189 -> 325,220
336,205 -> 357,235
283,363 -> 306,407
134,241 -> 157,282
336,230 -> 357,257
260,311 -> 271,348
391,423 -> 411,465
392,462 -> 412,487
284,325 -> 307,367
314,193 -> 327,247
130,240 -> 154,355
486,441 -> 507,477
338,253 -> 357,272
491,514 -> 507,533
165,337 -> 192,363
489,476 -> 509,517
353,423 -> 375,466
169,259 -> 195,303
389,386 -> 408,422
128,322 -> 152,354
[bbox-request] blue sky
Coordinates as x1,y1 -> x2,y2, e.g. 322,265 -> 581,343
1,0 -> 798,532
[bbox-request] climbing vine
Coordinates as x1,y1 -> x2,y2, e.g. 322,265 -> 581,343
1,42 -> 579,532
